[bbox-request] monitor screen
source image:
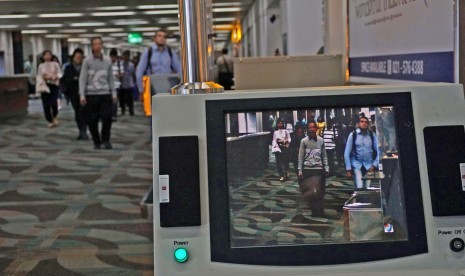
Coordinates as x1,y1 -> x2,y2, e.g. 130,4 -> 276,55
206,92 -> 427,266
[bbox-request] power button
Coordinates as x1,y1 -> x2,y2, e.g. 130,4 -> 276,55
450,238 -> 465,252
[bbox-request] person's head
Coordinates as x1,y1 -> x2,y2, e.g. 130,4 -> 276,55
307,122 -> 317,138
359,116 -> 370,131
317,116 -> 324,123
28,54 -> 33,62
295,126 -> 304,138
91,37 -> 103,54
222,48 -> 228,55
71,48 -> 84,65
41,50 -> 53,62
122,50 -> 130,62
153,30 -> 168,47
277,120 -> 284,129
109,48 -> 118,62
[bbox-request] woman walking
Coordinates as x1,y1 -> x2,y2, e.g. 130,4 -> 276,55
36,50 -> 62,128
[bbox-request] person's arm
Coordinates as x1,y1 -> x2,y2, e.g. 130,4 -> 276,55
107,60 -> 116,99
79,59 -> 88,105
136,48 -> 149,93
171,50 -> 182,74
344,133 -> 354,177
321,141 -> 329,175
371,134 -> 379,170
298,139 -> 305,178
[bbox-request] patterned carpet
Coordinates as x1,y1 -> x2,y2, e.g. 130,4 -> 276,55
0,99 -> 154,275
229,153 -> 369,247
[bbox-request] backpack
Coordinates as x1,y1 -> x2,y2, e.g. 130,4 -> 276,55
144,46 -> 174,75
351,130 -> 377,160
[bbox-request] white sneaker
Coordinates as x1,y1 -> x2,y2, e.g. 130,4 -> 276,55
279,177 -> 284,181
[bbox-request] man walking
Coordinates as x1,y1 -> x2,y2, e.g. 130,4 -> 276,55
79,37 -> 117,150
136,29 -> 181,97
344,116 -> 379,189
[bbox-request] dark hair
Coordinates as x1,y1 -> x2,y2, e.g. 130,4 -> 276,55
307,121 -> 317,128
71,48 -> 84,58
222,48 -> 228,55
39,50 -> 53,63
155,29 -> 168,37
41,50 -> 52,59
359,116 -> 369,123
122,50 -> 130,56
109,48 -> 118,57
90,36 -> 102,44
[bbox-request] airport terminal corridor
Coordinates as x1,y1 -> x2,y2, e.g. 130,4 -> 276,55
0,100 -> 154,275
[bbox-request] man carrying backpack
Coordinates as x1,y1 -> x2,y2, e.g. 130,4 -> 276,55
344,116 -> 379,189
135,30 -> 181,105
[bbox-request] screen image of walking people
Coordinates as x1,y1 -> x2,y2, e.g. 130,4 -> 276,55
225,106 -> 408,248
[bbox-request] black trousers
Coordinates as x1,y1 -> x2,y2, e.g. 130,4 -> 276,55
118,87 -> 134,115
70,93 -> 88,135
86,94 -> 113,145
299,169 -> 326,216
40,84 -> 59,123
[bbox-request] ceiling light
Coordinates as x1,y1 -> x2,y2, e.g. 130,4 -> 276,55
142,10 -> 178,15
22,30 -> 48,34
91,11 -> 136,17
38,13 -> 83,18
94,28 -> 124,33
71,22 -> 106,27
212,7 -> 243,12
0,14 -> 30,19
78,33 -> 99,38
58,29 -> 87,33
131,27 -> 160,32
112,20 -> 149,25
142,32 -> 155,36
93,6 -> 128,11
68,38 -> 88,42
137,4 -> 178,9
213,24 -> 234,29
212,2 -> 243,7
109,33 -> 129,37
157,18 -> 179,24
0,25 -> 18,28
213,17 -> 236,22
45,34 -> 71,38
167,26 -> 179,31
28,24 -> 63,28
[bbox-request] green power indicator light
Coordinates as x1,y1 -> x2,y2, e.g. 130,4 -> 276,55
174,248 -> 188,263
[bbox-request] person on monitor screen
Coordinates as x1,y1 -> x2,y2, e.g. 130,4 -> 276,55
344,116 -> 379,189
136,29 -> 181,97
298,122 -> 329,217
272,120 -> 291,182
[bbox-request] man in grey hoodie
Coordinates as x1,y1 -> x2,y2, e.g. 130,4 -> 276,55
79,37 -> 116,150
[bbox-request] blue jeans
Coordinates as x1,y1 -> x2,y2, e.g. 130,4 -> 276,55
353,166 -> 371,189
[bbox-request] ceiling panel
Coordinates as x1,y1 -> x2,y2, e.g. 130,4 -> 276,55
0,0 -> 253,48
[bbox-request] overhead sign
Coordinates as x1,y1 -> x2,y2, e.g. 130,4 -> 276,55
348,0 -> 456,83
128,32 -> 143,44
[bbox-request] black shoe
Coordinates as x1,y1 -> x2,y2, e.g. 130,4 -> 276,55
77,134 -> 83,140
103,142 -> 113,149
94,143 -> 101,150
112,116 -> 117,122
82,134 -> 89,141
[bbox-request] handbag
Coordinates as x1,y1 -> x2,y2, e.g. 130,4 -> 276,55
36,81 -> 50,93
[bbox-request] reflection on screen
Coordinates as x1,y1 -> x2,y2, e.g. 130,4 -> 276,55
225,106 -> 408,248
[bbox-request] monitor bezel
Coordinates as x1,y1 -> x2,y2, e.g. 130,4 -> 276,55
206,92 -> 427,266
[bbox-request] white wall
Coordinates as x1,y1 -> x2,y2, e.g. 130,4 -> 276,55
282,0 -> 324,55
0,31 -> 14,75
240,0 -> 325,57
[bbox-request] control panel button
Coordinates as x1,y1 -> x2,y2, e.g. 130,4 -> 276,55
174,248 -> 189,263
450,238 -> 465,252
